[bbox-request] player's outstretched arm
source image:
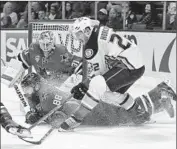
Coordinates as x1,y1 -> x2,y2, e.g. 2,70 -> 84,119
0,102 -> 31,138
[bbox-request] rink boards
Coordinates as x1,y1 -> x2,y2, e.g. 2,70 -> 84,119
1,28 -> 176,88
1,25 -> 176,149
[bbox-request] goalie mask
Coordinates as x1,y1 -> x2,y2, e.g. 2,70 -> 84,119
38,31 -> 55,57
72,17 -> 94,44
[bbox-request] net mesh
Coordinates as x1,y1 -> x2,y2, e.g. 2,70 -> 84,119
29,21 -> 83,56
32,23 -> 69,31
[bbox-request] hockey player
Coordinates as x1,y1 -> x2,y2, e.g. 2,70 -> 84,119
20,72 -> 80,126
5,30 -> 81,88
0,102 -> 31,138
4,20 -> 175,129
19,72 -> 176,127
0,30 -> 82,126
57,17 -> 176,131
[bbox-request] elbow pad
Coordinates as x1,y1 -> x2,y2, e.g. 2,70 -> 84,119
17,54 -> 28,69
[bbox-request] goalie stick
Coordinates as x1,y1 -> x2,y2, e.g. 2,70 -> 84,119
18,94 -> 73,144
19,91 -> 97,145
19,127 -> 55,145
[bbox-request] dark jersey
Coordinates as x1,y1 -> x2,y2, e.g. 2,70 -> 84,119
0,102 -> 12,127
34,77 -> 71,115
18,43 -> 81,78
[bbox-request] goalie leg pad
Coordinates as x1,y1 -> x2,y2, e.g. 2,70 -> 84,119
1,59 -> 25,88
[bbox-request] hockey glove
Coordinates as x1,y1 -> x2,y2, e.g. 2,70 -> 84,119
25,109 -> 42,124
58,115 -> 82,131
71,83 -> 88,100
3,119 -> 31,138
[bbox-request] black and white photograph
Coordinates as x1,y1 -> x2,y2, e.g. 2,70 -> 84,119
0,1 -> 176,149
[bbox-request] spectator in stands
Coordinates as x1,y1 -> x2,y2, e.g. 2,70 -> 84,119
98,1 -> 108,10
83,2 -> 92,18
0,2 -> 5,13
48,3 -> 61,20
137,3 -> 157,29
106,1 -> 122,11
70,2 -> 84,19
38,8 -> 48,20
166,2 -> 177,30
16,11 -> 28,29
10,1 -> 27,16
1,2 -> 18,25
31,10 -> 38,21
122,2 -> 137,29
31,2 -> 42,14
87,1 -> 108,18
107,5 -> 123,30
97,8 -> 108,26
1,15 -> 15,28
65,2 -> 72,19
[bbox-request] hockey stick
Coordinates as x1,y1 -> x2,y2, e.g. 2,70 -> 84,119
29,94 -> 72,130
19,127 -> 55,145
18,94 -> 73,144
19,43 -> 88,144
1,57 -> 31,114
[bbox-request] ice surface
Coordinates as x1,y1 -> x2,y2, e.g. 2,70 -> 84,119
1,76 -> 176,149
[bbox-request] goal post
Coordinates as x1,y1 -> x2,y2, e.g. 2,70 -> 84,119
28,20 -> 88,79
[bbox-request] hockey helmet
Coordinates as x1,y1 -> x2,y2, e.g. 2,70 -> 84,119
21,73 -> 41,93
72,17 -> 94,44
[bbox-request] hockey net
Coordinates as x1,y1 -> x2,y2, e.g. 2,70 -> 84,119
28,20 -> 83,58
28,20 -> 89,80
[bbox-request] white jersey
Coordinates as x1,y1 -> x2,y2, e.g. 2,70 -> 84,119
84,26 -> 144,77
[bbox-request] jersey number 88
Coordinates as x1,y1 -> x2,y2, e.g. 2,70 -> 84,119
53,94 -> 63,106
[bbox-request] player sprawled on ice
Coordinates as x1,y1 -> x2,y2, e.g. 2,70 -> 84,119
16,17 -> 176,130
0,102 -> 31,138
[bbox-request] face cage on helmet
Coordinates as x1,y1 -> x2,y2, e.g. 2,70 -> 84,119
72,17 -> 93,41
39,39 -> 54,52
73,27 -> 92,44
